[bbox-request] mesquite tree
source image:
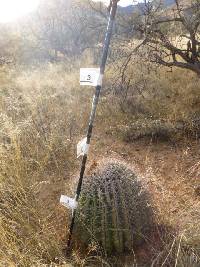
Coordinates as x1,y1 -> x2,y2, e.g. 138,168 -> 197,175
134,0 -> 200,75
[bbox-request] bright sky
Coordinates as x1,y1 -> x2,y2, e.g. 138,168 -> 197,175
0,0 -> 40,23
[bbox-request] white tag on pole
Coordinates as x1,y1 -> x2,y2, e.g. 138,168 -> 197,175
80,68 -> 102,86
77,137 -> 89,158
60,195 -> 78,210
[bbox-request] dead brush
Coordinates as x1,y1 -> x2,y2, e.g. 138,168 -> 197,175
0,143 -> 64,266
0,64 -> 88,266
150,233 -> 200,267
105,58 -> 200,143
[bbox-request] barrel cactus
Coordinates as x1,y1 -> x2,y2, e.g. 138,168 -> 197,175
75,161 -> 154,255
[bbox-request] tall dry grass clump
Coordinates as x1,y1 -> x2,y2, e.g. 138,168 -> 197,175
0,148 -> 63,265
0,63 -> 92,266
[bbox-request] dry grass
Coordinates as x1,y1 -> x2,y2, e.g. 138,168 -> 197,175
0,61 -> 200,266
101,56 -> 200,143
0,63 -> 86,266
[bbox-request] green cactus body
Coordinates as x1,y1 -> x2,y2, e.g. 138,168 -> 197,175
75,161 -> 154,255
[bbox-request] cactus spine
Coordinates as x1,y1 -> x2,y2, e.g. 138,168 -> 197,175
75,161 -> 154,255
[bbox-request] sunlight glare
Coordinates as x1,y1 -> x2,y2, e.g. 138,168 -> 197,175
0,0 -> 40,23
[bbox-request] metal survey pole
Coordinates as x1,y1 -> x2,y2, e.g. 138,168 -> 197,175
66,0 -> 118,250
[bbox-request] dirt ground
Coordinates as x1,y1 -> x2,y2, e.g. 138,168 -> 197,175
52,131 -> 200,265
88,133 -> 200,237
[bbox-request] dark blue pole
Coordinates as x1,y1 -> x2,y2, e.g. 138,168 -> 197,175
66,0 -> 118,251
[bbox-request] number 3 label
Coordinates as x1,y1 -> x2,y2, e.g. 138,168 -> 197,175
80,68 -> 101,86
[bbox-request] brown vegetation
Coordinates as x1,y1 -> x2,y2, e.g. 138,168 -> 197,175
0,60 -> 200,266
0,0 -> 200,266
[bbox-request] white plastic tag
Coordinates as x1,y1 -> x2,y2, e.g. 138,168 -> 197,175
77,137 -> 89,158
97,74 -> 103,86
60,195 -> 78,210
80,68 -> 101,86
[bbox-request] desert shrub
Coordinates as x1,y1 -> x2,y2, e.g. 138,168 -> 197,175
120,119 -> 175,142
75,161 -> 154,255
115,117 -> 200,143
104,56 -> 200,142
